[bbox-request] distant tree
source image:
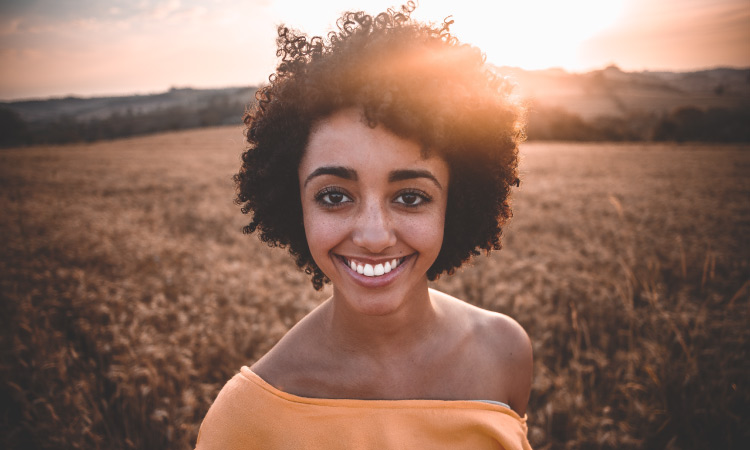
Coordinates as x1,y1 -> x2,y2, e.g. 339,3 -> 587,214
0,108 -> 30,147
526,106 -> 600,141
651,117 -> 679,141
590,113 -> 651,141
703,106 -> 750,142
652,106 -> 750,142
674,107 -> 705,141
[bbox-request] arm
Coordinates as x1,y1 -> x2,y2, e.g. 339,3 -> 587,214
487,313 -> 533,417
195,373 -> 260,450
503,319 -> 533,416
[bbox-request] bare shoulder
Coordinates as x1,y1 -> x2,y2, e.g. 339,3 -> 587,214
430,289 -> 533,415
250,299 -> 331,385
430,288 -> 531,357
479,307 -> 533,369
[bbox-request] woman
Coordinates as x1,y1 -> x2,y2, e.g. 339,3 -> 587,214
197,3 -> 532,449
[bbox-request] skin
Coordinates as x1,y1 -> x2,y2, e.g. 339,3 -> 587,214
251,108 -> 533,415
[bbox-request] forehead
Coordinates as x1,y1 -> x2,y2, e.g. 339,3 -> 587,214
299,109 -> 448,179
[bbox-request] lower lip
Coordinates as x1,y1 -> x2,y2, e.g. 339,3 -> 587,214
336,255 -> 413,288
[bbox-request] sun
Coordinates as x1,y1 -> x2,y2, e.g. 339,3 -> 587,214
270,0 -> 626,71
415,0 -> 627,70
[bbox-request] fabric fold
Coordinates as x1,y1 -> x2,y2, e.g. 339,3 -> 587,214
196,367 -> 532,450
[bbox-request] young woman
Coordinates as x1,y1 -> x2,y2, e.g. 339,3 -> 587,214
197,3 -> 532,449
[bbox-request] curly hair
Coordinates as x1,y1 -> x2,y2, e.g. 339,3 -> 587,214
235,2 -> 524,290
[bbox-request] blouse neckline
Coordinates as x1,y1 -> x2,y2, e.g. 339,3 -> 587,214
240,366 -> 521,420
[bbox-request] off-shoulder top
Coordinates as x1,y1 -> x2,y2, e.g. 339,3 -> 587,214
196,367 -> 531,449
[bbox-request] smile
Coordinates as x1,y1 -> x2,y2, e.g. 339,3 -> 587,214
338,256 -> 407,278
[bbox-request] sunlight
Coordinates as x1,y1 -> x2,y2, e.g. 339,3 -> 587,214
270,0 -> 626,70
447,0 -> 627,69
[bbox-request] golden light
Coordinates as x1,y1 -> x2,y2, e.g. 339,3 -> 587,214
270,0 -> 627,71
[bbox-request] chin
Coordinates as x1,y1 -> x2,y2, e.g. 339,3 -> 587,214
331,274 -> 429,318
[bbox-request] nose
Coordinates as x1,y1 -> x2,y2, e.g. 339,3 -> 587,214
352,200 -> 397,253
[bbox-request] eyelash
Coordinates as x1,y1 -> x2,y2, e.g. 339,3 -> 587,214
394,189 -> 432,207
314,187 -> 352,208
313,187 -> 432,209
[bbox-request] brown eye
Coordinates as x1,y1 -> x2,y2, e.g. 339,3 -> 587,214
326,193 -> 346,204
394,190 -> 430,207
315,188 -> 352,207
400,194 -> 419,205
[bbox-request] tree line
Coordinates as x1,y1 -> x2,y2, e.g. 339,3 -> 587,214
525,105 -> 750,142
0,95 -> 248,148
1,101 -> 749,148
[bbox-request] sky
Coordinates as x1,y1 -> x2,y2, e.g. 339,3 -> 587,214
0,0 -> 748,100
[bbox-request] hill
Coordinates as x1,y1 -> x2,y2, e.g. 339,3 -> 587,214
5,86 -> 257,124
499,66 -> 750,142
1,66 -> 749,146
501,65 -> 750,119
0,86 -> 256,147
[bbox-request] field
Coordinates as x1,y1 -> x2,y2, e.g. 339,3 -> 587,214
1,127 -> 748,449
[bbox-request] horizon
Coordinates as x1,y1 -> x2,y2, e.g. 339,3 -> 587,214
4,63 -> 750,104
1,0 -> 748,101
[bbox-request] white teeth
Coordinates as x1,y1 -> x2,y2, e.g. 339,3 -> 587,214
346,258 -> 403,277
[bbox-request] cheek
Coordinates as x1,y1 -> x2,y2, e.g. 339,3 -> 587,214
426,213 -> 446,253
429,197 -> 448,244
404,209 -> 446,258
302,207 -> 343,257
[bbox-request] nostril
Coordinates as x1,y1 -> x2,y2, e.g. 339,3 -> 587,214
352,211 -> 396,252
352,227 -> 397,252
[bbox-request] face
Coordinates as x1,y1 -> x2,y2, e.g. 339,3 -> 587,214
298,108 -> 450,316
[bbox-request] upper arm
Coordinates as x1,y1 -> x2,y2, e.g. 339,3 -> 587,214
195,386 -> 238,450
488,314 -> 533,416
195,375 -> 259,450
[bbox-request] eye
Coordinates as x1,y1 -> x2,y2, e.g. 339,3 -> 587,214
315,187 -> 352,207
323,192 -> 349,204
394,190 -> 431,207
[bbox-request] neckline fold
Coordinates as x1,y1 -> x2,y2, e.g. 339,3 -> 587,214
240,366 -> 523,422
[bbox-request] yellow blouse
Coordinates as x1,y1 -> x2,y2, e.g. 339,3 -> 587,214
196,367 -> 532,449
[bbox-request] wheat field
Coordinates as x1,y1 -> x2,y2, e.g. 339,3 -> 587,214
1,127 -> 748,449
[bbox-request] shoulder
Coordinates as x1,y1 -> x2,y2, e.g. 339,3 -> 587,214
250,299 -> 332,390
196,371 -> 264,449
431,289 -> 533,416
478,309 -> 533,416
481,310 -> 533,370
431,289 -> 531,360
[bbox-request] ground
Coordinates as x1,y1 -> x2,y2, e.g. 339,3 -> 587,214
1,127 -> 748,449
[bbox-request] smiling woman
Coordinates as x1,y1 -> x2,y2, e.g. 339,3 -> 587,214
196,3 -> 532,449
299,109 -> 450,315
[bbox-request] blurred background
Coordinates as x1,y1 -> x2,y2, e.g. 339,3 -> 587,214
1,0 -> 749,145
1,1 -> 748,449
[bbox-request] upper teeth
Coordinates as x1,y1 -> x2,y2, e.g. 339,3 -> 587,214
349,258 -> 401,277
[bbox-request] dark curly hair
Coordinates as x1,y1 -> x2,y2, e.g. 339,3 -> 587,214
235,2 -> 524,290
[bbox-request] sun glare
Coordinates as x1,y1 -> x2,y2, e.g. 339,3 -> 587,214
271,0 -> 626,71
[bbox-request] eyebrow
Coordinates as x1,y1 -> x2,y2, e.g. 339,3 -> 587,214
303,166 -> 358,187
389,169 -> 443,190
303,166 -> 443,190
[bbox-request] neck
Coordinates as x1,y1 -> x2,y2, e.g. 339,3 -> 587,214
324,284 -> 440,360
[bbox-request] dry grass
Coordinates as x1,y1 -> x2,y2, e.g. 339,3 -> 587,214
1,128 -> 748,449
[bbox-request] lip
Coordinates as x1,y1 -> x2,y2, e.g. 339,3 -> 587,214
334,253 -> 414,288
